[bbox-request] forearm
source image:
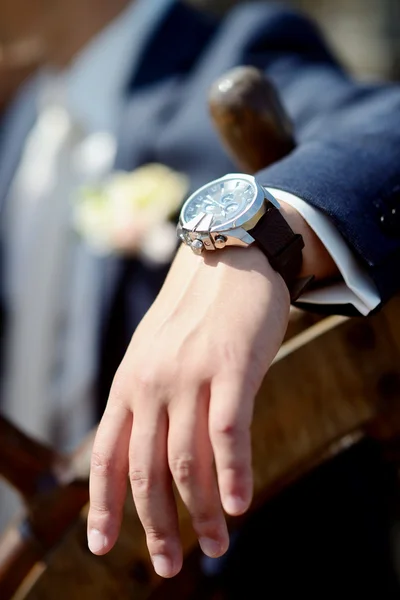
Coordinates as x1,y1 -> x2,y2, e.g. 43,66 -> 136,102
279,201 -> 339,283
162,238 -> 289,308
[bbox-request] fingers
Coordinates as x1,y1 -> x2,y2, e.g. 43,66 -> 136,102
167,384 -> 229,560
88,404 -> 132,555
87,360 -> 255,579
129,407 -> 182,578
87,370 -> 255,573
209,375 -> 254,516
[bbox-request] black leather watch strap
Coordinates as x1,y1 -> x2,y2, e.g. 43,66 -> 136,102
247,204 -> 314,301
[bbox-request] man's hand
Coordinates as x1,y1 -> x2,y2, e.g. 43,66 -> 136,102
87,242 -> 291,578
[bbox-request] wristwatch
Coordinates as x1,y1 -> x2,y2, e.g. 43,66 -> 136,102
177,173 -> 314,301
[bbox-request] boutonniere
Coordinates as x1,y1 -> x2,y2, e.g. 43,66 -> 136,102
73,163 -> 190,264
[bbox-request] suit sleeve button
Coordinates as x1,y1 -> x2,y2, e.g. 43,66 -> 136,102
379,207 -> 400,236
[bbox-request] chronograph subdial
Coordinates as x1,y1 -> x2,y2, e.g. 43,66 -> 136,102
182,178 -> 256,227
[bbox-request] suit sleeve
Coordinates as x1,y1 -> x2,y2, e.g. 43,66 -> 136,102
229,4 -> 400,308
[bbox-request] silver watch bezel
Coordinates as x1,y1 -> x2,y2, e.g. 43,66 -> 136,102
177,173 -> 280,254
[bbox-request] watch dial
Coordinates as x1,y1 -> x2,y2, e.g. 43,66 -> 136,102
182,176 -> 257,230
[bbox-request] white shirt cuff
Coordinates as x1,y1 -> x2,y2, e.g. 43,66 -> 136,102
266,188 -> 381,316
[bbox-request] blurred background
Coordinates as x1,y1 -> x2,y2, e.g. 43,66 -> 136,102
193,0 -> 400,80
1,0 -> 400,107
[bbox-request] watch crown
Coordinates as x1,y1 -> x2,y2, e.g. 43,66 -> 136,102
190,239 -> 204,254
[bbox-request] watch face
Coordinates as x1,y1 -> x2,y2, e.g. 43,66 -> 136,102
181,175 -> 258,231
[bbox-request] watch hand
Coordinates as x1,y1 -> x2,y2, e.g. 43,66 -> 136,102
232,187 -> 240,203
220,182 -> 225,203
206,195 -> 225,210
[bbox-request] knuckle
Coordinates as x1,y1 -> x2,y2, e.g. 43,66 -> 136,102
224,462 -> 249,481
112,360 -> 170,401
144,524 -> 168,544
90,500 -> 111,518
180,372 -> 209,397
178,357 -> 207,383
218,341 -> 244,371
218,344 -> 261,390
212,418 -> 241,438
169,454 -> 196,485
134,365 -> 168,396
91,451 -> 115,476
192,510 -> 216,529
129,468 -> 153,498
135,370 -> 156,393
211,420 -> 250,451
144,527 -> 173,556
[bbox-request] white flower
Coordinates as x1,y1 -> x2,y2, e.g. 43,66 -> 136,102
73,163 -> 190,260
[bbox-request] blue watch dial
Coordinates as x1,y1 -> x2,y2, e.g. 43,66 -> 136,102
182,176 -> 257,229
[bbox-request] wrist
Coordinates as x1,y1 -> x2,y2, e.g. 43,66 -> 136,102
173,243 -> 291,306
278,201 -> 339,282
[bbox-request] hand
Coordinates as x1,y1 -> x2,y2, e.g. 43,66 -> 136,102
87,243 -> 291,578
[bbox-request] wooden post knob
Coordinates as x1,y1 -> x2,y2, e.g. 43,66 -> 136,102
208,65 -> 295,174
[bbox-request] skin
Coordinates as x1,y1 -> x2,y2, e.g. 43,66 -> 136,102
87,200 -> 339,577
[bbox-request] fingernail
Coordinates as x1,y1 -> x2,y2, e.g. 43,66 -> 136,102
88,529 -> 107,554
152,554 -> 173,578
224,495 -> 248,515
199,537 -> 223,558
